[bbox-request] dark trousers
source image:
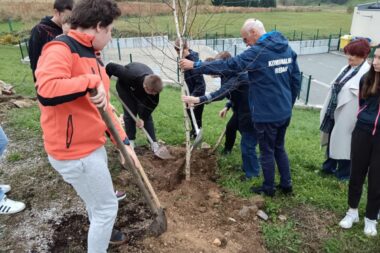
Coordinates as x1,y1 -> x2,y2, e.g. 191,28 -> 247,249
322,158 -> 351,180
187,104 -> 204,136
240,130 -> 260,178
116,85 -> 156,141
254,118 -> 291,192
348,126 -> 380,220
224,113 -> 238,152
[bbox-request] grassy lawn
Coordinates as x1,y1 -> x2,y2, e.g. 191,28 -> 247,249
1,10 -> 352,39
2,40 -> 380,252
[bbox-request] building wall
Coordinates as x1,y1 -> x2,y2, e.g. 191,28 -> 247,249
350,6 -> 380,44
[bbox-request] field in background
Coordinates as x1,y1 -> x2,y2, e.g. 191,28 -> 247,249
0,9 -> 351,40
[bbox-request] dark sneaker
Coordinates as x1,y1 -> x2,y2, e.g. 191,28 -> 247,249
115,190 -> 126,202
109,229 -> 127,245
250,186 -> 275,197
276,185 -> 293,195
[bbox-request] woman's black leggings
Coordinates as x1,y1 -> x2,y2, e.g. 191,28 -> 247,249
348,126 -> 380,220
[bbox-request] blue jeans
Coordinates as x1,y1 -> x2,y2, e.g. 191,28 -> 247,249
0,126 -> 9,157
240,130 -> 260,178
254,118 -> 292,192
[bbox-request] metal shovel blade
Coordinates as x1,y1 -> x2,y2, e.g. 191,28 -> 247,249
154,145 -> 174,160
191,128 -> 203,150
147,207 -> 167,237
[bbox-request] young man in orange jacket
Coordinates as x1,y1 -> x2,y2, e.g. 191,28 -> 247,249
35,0 -> 129,251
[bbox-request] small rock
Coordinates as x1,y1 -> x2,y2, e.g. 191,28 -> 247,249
238,206 -> 250,218
278,214 -> 287,222
207,189 -> 221,205
198,206 -> 207,213
256,210 -> 269,221
228,217 -> 237,222
201,142 -> 211,149
164,242 -> 168,246
250,195 -> 265,209
238,205 -> 258,218
213,238 -> 222,247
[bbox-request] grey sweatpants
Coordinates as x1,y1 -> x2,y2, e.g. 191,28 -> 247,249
49,146 -> 118,253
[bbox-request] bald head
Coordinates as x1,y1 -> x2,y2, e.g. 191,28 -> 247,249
240,18 -> 266,46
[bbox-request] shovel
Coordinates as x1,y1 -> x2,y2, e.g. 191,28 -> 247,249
183,86 -> 203,150
90,89 -> 167,236
111,90 -> 173,160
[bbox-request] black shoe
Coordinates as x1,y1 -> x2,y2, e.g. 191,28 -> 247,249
321,168 -> 336,175
276,184 -> 293,195
250,186 -> 275,197
109,229 -> 127,245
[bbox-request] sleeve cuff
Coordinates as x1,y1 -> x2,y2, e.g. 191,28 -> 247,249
193,60 -> 202,68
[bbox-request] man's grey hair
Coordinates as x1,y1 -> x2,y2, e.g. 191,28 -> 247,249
242,18 -> 266,34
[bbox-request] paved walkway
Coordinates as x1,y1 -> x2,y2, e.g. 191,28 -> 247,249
297,52 -> 347,107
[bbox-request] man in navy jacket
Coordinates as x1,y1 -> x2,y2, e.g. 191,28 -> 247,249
175,39 -> 206,139
180,18 -> 301,196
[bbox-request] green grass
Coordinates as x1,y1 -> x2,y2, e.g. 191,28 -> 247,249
3,38 -> 380,253
1,10 -> 352,39
0,45 -> 34,95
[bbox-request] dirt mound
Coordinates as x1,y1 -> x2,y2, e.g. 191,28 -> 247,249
115,146 -> 266,253
0,139 -> 266,252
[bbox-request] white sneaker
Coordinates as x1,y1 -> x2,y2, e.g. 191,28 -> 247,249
364,217 -> 377,236
0,184 -> 11,194
0,195 -> 26,214
339,209 -> 359,229
151,142 -> 159,153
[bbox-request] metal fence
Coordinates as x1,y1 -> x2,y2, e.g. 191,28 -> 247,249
298,73 -> 312,105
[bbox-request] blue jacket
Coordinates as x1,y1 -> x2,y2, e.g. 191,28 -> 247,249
184,50 -> 206,96
194,31 -> 301,123
356,74 -> 380,135
196,71 -> 253,132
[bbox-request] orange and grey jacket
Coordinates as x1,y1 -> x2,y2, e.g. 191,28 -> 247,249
35,30 -> 127,160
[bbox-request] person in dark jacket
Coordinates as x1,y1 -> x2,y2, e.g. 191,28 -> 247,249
180,18 -> 301,196
28,0 -> 73,81
182,51 -> 260,180
339,46 -> 380,236
106,62 -> 163,151
220,100 -> 238,155
175,38 -> 206,138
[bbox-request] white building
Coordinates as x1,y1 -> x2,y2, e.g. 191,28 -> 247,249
350,2 -> 380,44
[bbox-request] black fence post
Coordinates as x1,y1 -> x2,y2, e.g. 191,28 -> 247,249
18,40 -> 24,60
337,28 -> 342,51
328,34 -> 332,53
129,53 -> 133,63
117,37 -> 121,61
234,44 -> 237,56
305,75 -> 312,105
8,18 -> 13,32
177,57 -> 180,82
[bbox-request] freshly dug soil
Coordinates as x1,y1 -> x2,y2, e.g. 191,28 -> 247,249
0,122 -> 266,252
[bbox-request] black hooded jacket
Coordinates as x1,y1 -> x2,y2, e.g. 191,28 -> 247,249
28,16 -> 63,81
